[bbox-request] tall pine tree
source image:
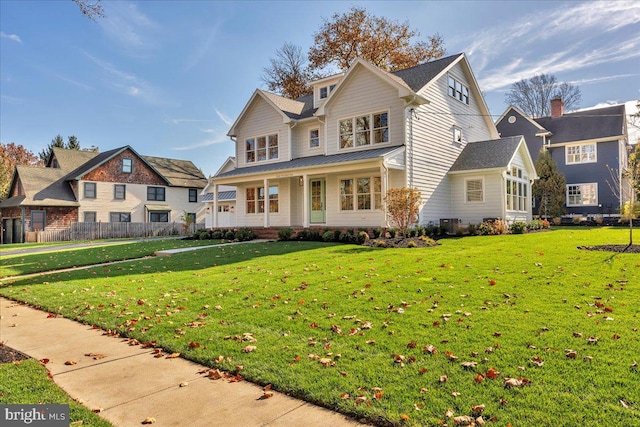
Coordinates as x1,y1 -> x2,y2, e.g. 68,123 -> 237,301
532,149 -> 566,218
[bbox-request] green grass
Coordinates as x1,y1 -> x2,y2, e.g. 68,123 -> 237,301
0,359 -> 114,427
1,228 -> 638,426
0,239 -> 222,278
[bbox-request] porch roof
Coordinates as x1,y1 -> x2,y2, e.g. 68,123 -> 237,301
215,146 -> 404,179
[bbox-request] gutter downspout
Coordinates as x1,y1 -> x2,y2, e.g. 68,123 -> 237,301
381,161 -> 389,228
407,107 -> 415,188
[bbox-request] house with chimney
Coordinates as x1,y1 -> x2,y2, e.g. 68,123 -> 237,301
496,98 -> 628,218
209,53 -> 537,232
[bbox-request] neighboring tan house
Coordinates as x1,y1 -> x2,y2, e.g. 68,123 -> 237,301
209,53 -> 537,231
496,101 -> 627,217
0,146 -> 207,243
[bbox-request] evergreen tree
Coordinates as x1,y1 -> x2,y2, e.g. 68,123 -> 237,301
532,149 -> 566,218
39,134 -> 83,163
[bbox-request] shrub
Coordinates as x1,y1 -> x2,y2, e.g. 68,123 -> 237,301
467,224 -> 477,235
384,187 -> 422,237
424,226 -> 435,236
419,235 -> 437,246
356,231 -> 369,245
199,230 -> 211,240
527,219 -> 543,230
372,239 -> 387,247
541,219 -> 551,229
211,230 -> 223,239
235,228 -> 255,241
510,221 -> 527,234
298,230 -> 321,241
339,231 -> 354,243
414,225 -> 426,237
572,216 -> 582,225
224,230 -> 236,240
407,240 -> 418,248
387,228 -> 397,238
278,228 -> 293,241
455,226 -> 464,237
372,227 -> 383,238
322,230 -> 335,242
478,219 -> 508,235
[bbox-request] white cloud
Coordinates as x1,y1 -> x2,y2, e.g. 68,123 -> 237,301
98,1 -> 158,55
214,108 -> 234,127
1,32 -> 22,43
172,136 -> 229,151
82,51 -> 165,105
466,1 -> 640,92
568,74 -> 638,86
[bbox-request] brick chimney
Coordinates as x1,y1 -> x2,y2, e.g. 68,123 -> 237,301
550,97 -> 564,118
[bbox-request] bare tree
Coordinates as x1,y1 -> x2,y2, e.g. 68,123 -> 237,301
308,6 -> 445,74
72,0 -> 105,22
505,74 -> 581,118
606,144 -> 640,249
261,43 -> 312,100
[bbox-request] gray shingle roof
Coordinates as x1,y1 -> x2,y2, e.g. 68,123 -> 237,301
216,146 -> 404,178
392,53 -> 463,92
0,166 -> 79,207
63,146 -> 128,181
534,104 -> 625,144
50,147 -> 99,169
143,155 -> 208,188
449,136 -> 523,172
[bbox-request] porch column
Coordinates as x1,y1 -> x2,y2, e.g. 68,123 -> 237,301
302,174 -> 309,228
380,163 -> 389,228
213,183 -> 219,228
264,178 -> 269,228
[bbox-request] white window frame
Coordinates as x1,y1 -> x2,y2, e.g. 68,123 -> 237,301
465,178 -> 484,203
566,183 -> 598,207
448,75 -> 470,105
338,111 -> 389,150
565,143 -> 597,165
505,167 -> 529,212
453,126 -> 464,144
339,175 -> 382,211
309,129 -> 320,149
245,133 -> 278,163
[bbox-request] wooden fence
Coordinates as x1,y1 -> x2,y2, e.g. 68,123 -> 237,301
28,222 -> 205,243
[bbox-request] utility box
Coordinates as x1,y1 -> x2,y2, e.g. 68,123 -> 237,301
440,218 -> 461,234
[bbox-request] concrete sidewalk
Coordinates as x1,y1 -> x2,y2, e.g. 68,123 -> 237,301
0,298 -> 367,427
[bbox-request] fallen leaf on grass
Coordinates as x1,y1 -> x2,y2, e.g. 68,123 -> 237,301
453,415 -> 474,425
445,408 -> 455,418
188,341 -> 201,349
400,414 -> 410,420
565,350 -> 578,359
242,345 -> 257,353
485,367 -> 500,379
471,404 -> 485,414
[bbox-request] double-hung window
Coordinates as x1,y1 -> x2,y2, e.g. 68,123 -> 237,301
189,188 -> 198,203
114,184 -> 126,200
246,186 -> 279,214
465,178 -> 484,203
84,212 -> 97,222
246,134 -> 278,163
31,210 -> 45,231
84,182 -> 96,199
310,129 -> 320,148
147,186 -> 165,201
340,176 -> 382,211
149,211 -> 169,222
339,112 -> 389,149
110,212 -> 131,222
505,167 -> 529,211
122,158 -> 133,173
567,183 -> 597,206
566,143 -> 596,164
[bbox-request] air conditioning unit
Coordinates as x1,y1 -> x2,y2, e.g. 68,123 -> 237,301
440,218 -> 461,234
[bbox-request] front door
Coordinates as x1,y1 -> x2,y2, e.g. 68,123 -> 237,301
2,219 -> 11,244
309,178 -> 326,223
12,218 -> 22,243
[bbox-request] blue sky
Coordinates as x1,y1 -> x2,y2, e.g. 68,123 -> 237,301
1,0 -> 639,176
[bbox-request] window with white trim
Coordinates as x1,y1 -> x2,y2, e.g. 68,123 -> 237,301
506,167 -> 529,211
465,178 -> 484,202
340,176 -> 382,211
567,183 -> 597,206
448,76 -> 469,105
246,186 -> 278,214
246,134 -> 278,163
339,112 -> 388,149
453,126 -> 463,144
319,84 -> 336,100
566,143 -> 596,164
310,129 -> 320,148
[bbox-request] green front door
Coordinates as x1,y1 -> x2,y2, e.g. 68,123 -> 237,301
309,178 -> 326,223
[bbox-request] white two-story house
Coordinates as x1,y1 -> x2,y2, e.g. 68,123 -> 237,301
210,53 -> 536,231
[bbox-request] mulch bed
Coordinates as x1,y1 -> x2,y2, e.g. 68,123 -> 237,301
0,343 -> 30,363
578,245 -> 640,253
362,237 -> 439,248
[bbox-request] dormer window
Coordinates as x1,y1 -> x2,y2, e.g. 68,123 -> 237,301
319,84 -> 336,100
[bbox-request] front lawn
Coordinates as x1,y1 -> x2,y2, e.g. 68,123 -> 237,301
1,228 -> 638,426
0,239 -> 221,278
0,359 -> 114,427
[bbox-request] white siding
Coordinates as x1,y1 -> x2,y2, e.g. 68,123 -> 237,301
235,97 -> 290,168
450,173 -> 503,225
411,62 -> 495,225
324,66 -> 405,155
78,181 -> 206,224
291,120 -> 325,159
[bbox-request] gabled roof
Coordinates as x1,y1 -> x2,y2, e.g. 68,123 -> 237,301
49,147 -> 99,169
63,146 -> 135,181
535,104 -> 626,144
449,136 -> 527,173
143,155 -> 207,188
0,166 -> 79,208
228,89 -> 304,137
495,105 -> 548,132
392,53 -> 463,92
215,146 -> 404,179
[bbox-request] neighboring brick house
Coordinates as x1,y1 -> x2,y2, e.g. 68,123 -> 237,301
0,146 -> 207,243
496,100 -> 628,217
210,53 -> 537,231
